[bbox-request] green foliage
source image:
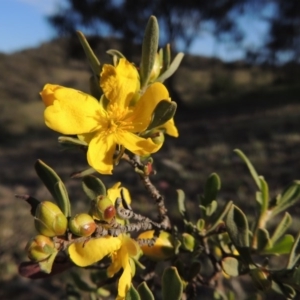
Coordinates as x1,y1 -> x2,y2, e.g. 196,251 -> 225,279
34,159 -> 71,217
146,100 -> 177,131
162,267 -> 183,300
76,31 -> 101,76
140,16 -> 159,90
81,175 -> 107,200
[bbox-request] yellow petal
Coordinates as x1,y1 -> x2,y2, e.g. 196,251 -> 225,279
107,183 -> 131,205
117,259 -> 131,299
161,119 -> 179,137
41,84 -> 101,135
129,82 -> 170,132
107,251 -> 122,278
87,132 -> 116,174
68,236 -> 121,267
138,230 -> 175,261
78,132 -> 96,144
100,59 -> 139,108
118,132 -> 160,155
122,236 -> 140,257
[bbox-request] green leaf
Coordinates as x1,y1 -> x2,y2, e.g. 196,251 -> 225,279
71,272 -> 95,292
58,136 -> 88,148
292,267 -> 300,285
234,149 -> 261,190
206,200 -> 218,217
38,250 -> 58,274
125,285 -> 141,300
34,160 -> 71,217
140,16 -> 159,89
257,176 -> 269,213
181,233 -> 195,252
156,52 -> 184,83
206,200 -> 233,234
256,228 -> 271,251
76,31 -> 100,76
82,175 -> 106,200
70,168 -> 95,179
177,189 -> 187,218
287,232 -> 300,269
89,269 -> 108,284
54,181 -> 71,218
160,44 -> 171,74
187,260 -> 201,281
96,287 -> 110,297
162,267 -> 183,300
249,268 -> 272,292
271,181 -> 300,217
146,100 -> 177,131
106,49 -> 125,59
196,218 -> 205,231
225,205 -> 252,264
89,75 -> 102,100
271,281 -> 296,299
270,212 -> 292,245
202,173 -> 221,206
137,282 -> 154,300
221,257 -> 243,277
262,234 -> 294,255
226,205 -> 249,248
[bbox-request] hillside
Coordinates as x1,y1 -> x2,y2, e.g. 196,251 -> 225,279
1,37 -> 300,299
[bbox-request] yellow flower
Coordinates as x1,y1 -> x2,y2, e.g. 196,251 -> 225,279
107,235 -> 139,299
68,235 -> 139,300
40,58 -> 178,174
138,230 -> 175,260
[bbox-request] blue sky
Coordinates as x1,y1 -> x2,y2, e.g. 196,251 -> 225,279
0,0 -> 59,53
0,0 -> 271,62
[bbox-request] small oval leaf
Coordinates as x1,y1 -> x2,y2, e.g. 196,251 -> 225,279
162,267 -> 183,300
146,100 -> 177,131
125,285 -> 141,300
202,173 -> 221,206
82,175 -> 106,200
137,282 -> 154,300
34,160 -> 70,217
221,257 -> 242,277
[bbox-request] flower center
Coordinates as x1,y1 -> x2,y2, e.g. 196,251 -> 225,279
103,103 -> 133,135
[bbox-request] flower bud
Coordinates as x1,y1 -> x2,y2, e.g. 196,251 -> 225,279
35,201 -> 67,237
92,196 -> 116,222
25,235 -> 55,262
69,213 -> 96,237
138,230 -> 175,261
